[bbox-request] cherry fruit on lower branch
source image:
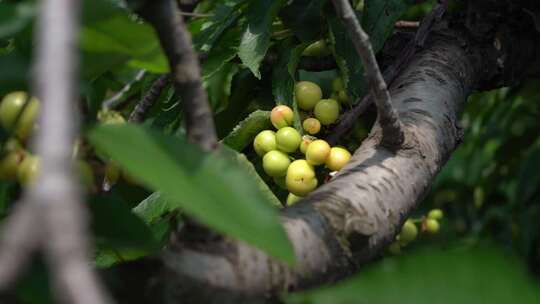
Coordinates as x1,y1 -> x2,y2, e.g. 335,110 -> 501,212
286,193 -> 302,206
399,219 -> 418,244
428,209 -> 444,220
302,40 -> 331,57
0,150 -> 25,180
295,81 -> 322,111
253,130 -> 277,157
314,98 -> 339,125
271,105 -> 294,129
306,139 -> 331,166
17,154 -> 40,185
303,118 -> 321,135
0,91 -> 40,141
286,159 -> 317,196
326,147 -> 351,171
262,150 -> 290,177
425,218 -> 440,234
276,127 -> 301,153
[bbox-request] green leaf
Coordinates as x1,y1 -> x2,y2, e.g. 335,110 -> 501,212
133,192 -> 177,225
238,0 -> 285,78
279,0 -> 327,42
88,124 -> 295,264
272,40 -> 307,131
80,0 -> 168,75
0,2 -> 37,39
285,243 -> 540,304
204,62 -> 239,113
362,0 -> 408,52
89,194 -> 159,251
221,110 -> 272,151
192,1 -> 243,52
328,0 -> 408,101
202,28 -> 241,79
221,147 -> 282,208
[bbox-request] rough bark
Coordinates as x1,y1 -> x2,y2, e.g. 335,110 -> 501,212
332,0 -> 404,148
145,14 -> 540,299
138,0 -> 218,151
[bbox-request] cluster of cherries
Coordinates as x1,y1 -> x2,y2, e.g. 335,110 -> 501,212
253,81 -> 352,205
0,91 -> 43,185
389,208 -> 444,254
0,91 -> 113,190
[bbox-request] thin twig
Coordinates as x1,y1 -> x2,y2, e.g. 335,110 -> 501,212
35,0 -> 112,303
102,70 -> 146,111
326,1 -> 448,145
332,0 -> 404,148
179,11 -> 213,18
138,0 -> 218,151
395,20 -> 420,28
128,74 -> 171,123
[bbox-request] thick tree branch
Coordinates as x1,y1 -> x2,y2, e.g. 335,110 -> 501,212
327,2 -> 448,145
332,0 -> 404,148
138,0 -> 218,151
128,74 -> 171,123
139,14 -> 540,300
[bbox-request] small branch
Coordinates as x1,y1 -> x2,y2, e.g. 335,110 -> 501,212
332,0 -> 404,148
35,0 -> 112,303
326,1 -> 448,145
179,11 -> 212,18
138,0 -> 218,151
102,70 -> 146,111
0,203 -> 40,290
128,74 -> 171,123
395,20 -> 420,29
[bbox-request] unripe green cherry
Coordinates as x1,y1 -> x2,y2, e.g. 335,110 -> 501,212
425,219 -> 440,234
98,110 -> 126,125
306,139 -> 331,166
302,40 -> 331,57
286,193 -> 303,206
399,219 -> 418,244
427,208 -> 444,220
276,127 -> 301,153
17,154 -> 40,185
286,159 -> 317,196
0,91 -> 40,141
302,118 -> 321,135
326,147 -> 351,171
270,105 -> 294,129
314,99 -> 339,125
0,150 -> 25,180
299,135 -> 315,154
262,150 -> 290,177
253,130 -> 277,157
295,81 -> 322,111
332,77 -> 344,92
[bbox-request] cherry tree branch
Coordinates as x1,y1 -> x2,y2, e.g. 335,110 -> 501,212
137,0 -> 218,151
331,0 -> 404,148
326,2 -> 448,145
102,70 -> 146,111
34,1 -> 112,303
128,74 -> 171,123
1,2 -> 112,302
